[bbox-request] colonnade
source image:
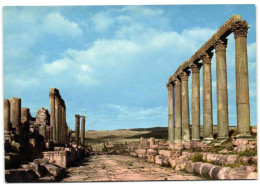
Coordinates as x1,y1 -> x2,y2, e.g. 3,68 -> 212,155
167,15 -> 252,143
49,88 -> 70,143
74,114 -> 86,147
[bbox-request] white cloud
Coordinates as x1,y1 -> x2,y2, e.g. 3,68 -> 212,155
43,12 -> 82,38
91,12 -> 114,32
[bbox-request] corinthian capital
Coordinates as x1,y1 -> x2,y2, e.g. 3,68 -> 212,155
190,63 -> 202,73
173,78 -> 181,86
214,38 -> 228,52
231,20 -> 249,38
167,83 -> 174,91
200,52 -> 213,65
179,70 -> 190,81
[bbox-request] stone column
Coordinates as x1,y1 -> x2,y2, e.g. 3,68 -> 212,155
150,137 -> 155,148
49,88 -> 56,142
180,70 -> 191,142
21,108 -> 30,135
55,97 -> 59,142
201,52 -> 214,142
4,99 -> 11,141
190,63 -> 201,141
58,101 -> 62,142
80,116 -> 86,147
75,114 -> 80,145
214,39 -> 229,141
167,83 -> 175,143
10,97 -> 21,135
231,21 -> 252,139
61,106 -> 64,143
174,78 -> 182,142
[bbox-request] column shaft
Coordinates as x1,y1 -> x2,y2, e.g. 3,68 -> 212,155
191,64 -> 201,141
80,116 -> 86,147
49,90 -> 55,141
180,71 -> 190,142
232,21 -> 251,138
55,97 -> 59,142
201,52 -> 214,142
75,114 -> 80,145
215,39 -> 229,141
10,97 -> 21,136
167,83 -> 174,143
174,79 -> 182,142
4,99 -> 11,141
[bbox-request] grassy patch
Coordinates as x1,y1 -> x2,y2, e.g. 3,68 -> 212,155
191,153 -> 203,162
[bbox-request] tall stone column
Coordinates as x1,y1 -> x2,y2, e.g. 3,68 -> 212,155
61,106 -> 65,143
75,114 -> 80,145
4,99 -> 11,141
174,78 -> 182,142
59,101 -> 62,142
49,88 -> 56,141
167,83 -> 175,143
231,21 -> 252,139
201,52 -> 214,142
190,63 -> 201,141
55,97 -> 59,142
21,108 -> 30,134
10,97 -> 21,136
80,116 -> 86,147
180,70 -> 191,142
214,39 -> 229,141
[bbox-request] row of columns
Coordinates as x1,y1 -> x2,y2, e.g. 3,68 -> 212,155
75,114 -> 86,147
49,88 -> 70,143
168,20 -> 251,143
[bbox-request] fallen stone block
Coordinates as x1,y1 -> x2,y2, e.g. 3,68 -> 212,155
5,168 -> 37,182
147,149 -> 157,155
210,166 -> 222,180
233,139 -> 249,146
200,163 -> 214,178
155,155 -> 162,165
226,155 -> 240,165
168,158 -> 176,168
216,167 -> 233,180
45,164 -> 62,178
241,156 -> 249,165
162,157 -> 170,167
252,156 -> 257,164
185,161 -> 194,173
192,162 -> 203,175
239,165 -> 256,172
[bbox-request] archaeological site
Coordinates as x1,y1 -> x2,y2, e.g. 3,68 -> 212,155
3,10 -> 257,183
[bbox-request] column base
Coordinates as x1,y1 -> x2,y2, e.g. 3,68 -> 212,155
182,139 -> 191,143
174,140 -> 182,143
236,133 -> 252,140
191,139 -> 201,142
202,137 -> 214,144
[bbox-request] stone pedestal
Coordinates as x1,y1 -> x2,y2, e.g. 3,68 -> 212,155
167,83 -> 174,143
190,63 -> 201,141
180,71 -> 191,142
232,21 -> 252,139
215,39 -> 229,141
10,97 -> 22,136
174,78 -> 182,142
201,52 -> 214,143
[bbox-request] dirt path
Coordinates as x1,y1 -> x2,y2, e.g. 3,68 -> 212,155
61,154 -> 203,182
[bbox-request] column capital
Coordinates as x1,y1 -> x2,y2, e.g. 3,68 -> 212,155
190,63 -> 202,73
231,20 -> 249,39
173,78 -> 181,86
180,70 -> 190,81
167,83 -> 174,90
75,114 -> 80,118
214,38 -> 228,52
81,115 -> 86,119
200,52 -> 213,65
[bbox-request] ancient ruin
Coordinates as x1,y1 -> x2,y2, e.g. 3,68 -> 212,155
166,15 -> 252,143
4,88 -> 89,182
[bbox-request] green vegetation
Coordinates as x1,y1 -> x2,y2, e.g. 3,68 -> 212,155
191,153 -> 203,162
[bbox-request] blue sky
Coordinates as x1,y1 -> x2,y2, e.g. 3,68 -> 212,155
3,5 -> 256,131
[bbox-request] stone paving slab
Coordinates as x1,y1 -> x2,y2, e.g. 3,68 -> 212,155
61,154 -> 203,182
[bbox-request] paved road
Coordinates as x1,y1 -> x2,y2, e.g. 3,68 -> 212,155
61,154 -> 203,182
